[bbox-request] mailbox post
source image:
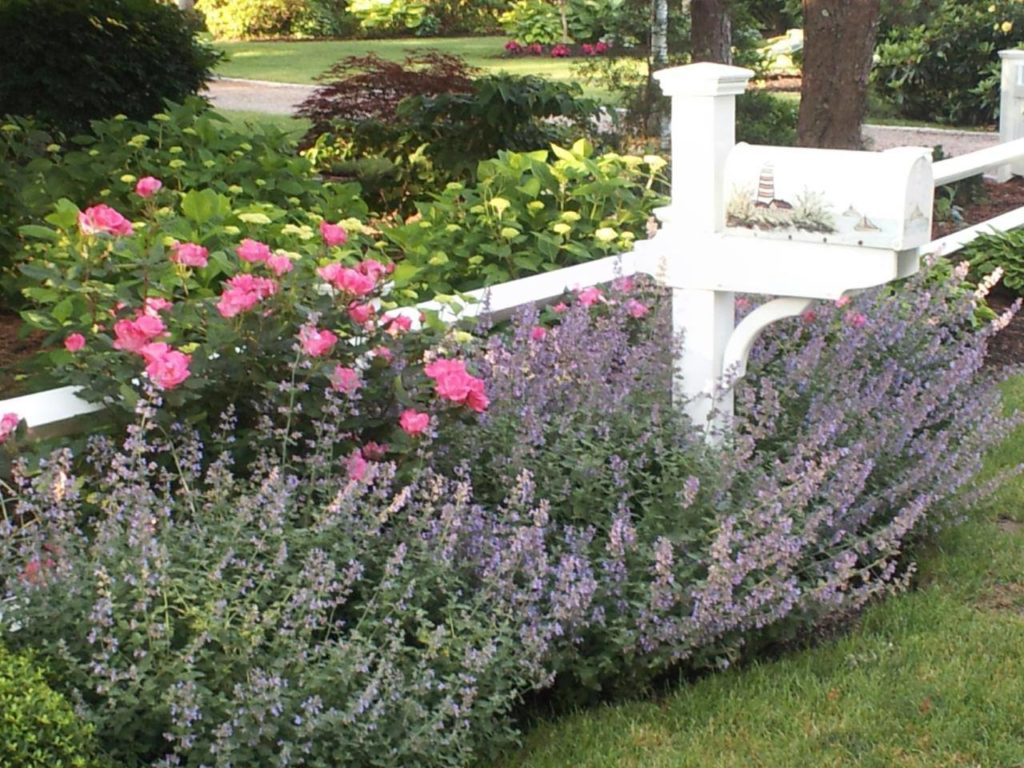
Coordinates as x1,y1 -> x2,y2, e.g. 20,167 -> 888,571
998,49 -> 1024,182
646,64 -> 932,437
652,64 -> 753,430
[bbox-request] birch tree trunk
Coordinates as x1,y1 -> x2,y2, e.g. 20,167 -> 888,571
797,0 -> 881,149
651,0 -> 670,148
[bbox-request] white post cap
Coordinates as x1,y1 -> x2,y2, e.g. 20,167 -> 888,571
1000,49 -> 1024,61
654,62 -> 755,98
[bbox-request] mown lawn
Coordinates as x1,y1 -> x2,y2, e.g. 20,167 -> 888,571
215,109 -> 311,136
504,376 -> 1024,767
214,36 -> 585,84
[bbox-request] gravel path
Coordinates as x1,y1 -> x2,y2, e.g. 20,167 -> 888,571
203,77 -> 1001,157
204,77 -> 316,115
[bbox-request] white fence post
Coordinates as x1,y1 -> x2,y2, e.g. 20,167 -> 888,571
653,63 -> 753,430
997,49 -> 1024,182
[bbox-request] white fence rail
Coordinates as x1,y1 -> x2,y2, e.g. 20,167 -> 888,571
6,52 -> 1024,436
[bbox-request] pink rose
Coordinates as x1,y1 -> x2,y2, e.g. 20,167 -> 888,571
227,274 -> 277,299
298,324 -> 338,357
21,557 -> 57,585
424,358 -> 489,412
135,176 -> 162,198
320,220 -> 348,247
577,286 -> 603,307
144,346 -> 191,390
613,276 -> 635,293
625,299 -> 649,319
348,302 -> 374,325
64,333 -> 86,352
0,412 -> 19,443
846,312 -> 867,329
78,204 -> 133,237
170,242 -> 208,269
217,274 -> 277,318
801,309 -> 817,324
139,343 -> 174,369
835,295 -> 851,308
399,409 -> 430,437
346,450 -> 368,482
552,302 -> 569,314
361,441 -> 388,460
384,313 -> 412,335
236,238 -> 271,264
217,287 -> 260,318
424,358 -> 465,380
317,264 -> 375,296
266,253 -> 294,276
113,315 -> 165,353
464,382 -> 489,413
357,259 -> 388,280
373,346 -> 393,363
530,326 -> 547,341
330,365 -> 361,394
143,297 -> 173,316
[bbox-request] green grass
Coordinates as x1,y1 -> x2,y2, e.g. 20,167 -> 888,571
504,377 -> 1024,768
215,36 -> 581,85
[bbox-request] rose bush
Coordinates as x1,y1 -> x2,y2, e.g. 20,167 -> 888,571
16,189 -> 490,469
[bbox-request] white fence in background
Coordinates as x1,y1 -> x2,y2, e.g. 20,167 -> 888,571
6,52 -> 1024,438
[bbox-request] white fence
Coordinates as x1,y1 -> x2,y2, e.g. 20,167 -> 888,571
6,53 -> 1024,437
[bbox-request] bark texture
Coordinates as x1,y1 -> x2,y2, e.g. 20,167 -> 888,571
798,0 -> 881,149
690,0 -> 732,64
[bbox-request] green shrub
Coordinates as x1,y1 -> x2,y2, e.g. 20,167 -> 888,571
499,0 -> 637,45
0,0 -> 221,136
872,0 -> 1024,126
0,643 -> 107,768
198,0 -> 355,39
348,0 -> 435,34
500,0 -> 566,44
1,99 -> 366,308
735,90 -> 798,146
299,54 -> 600,214
382,140 -> 667,294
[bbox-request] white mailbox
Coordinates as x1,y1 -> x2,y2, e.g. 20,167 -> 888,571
722,143 -> 934,250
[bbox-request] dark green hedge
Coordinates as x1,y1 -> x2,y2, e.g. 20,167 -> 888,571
0,0 -> 221,135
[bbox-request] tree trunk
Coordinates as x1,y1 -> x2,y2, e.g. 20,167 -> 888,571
690,0 -> 732,64
652,0 -> 668,67
557,0 -> 569,43
651,0 -> 670,148
797,0 -> 881,149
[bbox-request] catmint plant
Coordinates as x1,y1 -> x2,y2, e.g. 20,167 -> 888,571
0,260 -> 1018,766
